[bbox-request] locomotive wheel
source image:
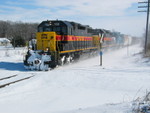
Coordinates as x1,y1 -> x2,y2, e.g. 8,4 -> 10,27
74,53 -> 80,61
65,55 -> 72,64
58,56 -> 65,66
49,61 -> 57,69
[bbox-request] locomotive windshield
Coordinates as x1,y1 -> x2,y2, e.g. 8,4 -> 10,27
38,26 -> 67,35
38,21 -> 67,35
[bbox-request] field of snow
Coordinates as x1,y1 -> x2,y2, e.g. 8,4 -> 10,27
0,45 -> 150,113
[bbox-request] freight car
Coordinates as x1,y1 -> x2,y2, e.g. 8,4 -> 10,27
24,20 -> 126,71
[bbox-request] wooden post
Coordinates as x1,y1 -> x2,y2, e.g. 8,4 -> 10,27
138,0 -> 150,54
100,42 -> 102,66
99,33 -> 104,66
145,0 -> 150,54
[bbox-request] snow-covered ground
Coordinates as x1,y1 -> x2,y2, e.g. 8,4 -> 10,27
0,45 -> 150,113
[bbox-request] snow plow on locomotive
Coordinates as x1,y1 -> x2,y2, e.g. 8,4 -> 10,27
24,20 -> 132,71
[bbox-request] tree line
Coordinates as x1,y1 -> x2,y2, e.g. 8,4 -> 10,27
0,20 -> 39,47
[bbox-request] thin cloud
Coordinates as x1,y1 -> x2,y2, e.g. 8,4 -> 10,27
34,0 -> 139,16
0,0 -> 145,36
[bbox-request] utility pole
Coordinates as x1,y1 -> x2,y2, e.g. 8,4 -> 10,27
100,42 -> 102,66
138,0 -> 150,54
99,33 -> 104,66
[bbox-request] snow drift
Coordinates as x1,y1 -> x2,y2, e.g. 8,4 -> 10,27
0,45 -> 150,113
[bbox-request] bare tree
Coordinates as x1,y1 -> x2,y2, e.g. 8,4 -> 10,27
0,20 -> 38,47
0,20 -> 10,37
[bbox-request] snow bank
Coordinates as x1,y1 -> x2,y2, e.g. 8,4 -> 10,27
0,44 -> 150,113
0,47 -> 27,60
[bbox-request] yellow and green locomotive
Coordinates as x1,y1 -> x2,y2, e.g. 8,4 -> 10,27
24,20 -> 116,70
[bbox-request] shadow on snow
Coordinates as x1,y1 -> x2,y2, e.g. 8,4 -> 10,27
0,62 -> 26,71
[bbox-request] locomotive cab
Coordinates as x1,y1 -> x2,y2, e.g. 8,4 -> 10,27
24,20 -> 74,70
37,20 -> 72,51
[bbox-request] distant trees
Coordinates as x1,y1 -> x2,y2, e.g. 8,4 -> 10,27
12,36 -> 26,47
0,20 -> 38,47
0,20 -> 10,37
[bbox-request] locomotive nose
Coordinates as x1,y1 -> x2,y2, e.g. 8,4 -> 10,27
36,32 -> 56,52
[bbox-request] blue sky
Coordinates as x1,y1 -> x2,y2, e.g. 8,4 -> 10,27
0,0 -> 147,37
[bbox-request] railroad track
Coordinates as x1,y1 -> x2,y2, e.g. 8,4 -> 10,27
0,74 -> 18,81
0,74 -> 35,88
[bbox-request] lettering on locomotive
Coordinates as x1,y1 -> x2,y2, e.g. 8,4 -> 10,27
41,34 -> 47,39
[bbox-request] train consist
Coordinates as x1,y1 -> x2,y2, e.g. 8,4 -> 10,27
24,20 -> 134,71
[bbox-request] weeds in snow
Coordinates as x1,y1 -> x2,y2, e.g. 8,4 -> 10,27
132,91 -> 150,113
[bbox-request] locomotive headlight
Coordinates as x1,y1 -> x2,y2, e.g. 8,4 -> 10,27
34,59 -> 41,65
49,21 -> 52,25
28,61 -> 33,66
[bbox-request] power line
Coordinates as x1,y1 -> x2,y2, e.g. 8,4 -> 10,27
138,10 -> 147,12
138,1 -> 149,3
